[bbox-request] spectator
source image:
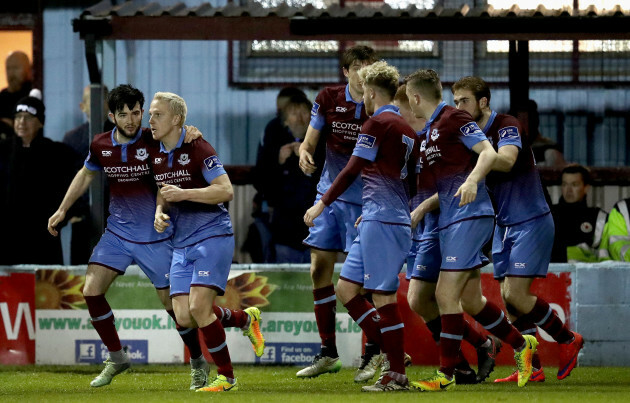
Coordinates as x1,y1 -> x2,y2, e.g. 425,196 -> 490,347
61,85 -> 115,264
0,92 -> 80,264
63,85 -> 115,158
266,95 -> 323,263
247,87 -> 318,263
0,51 -> 33,141
551,164 -> 607,262
520,100 -> 566,168
599,197 -> 630,261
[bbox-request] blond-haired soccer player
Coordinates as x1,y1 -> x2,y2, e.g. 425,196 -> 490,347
305,61 -> 419,391
150,92 -> 263,392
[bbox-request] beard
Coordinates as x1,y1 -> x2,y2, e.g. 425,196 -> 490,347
114,122 -> 138,139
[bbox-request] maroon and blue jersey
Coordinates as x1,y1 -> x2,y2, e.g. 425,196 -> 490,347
412,129 -> 440,241
421,103 -> 494,229
85,128 -> 171,243
310,84 -> 367,205
352,105 -> 419,225
148,129 -> 233,248
484,111 -> 550,226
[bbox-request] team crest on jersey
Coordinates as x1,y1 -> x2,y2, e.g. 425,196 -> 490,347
135,148 -> 148,161
580,221 -> 593,233
154,157 -> 163,164
356,134 -> 376,149
102,150 -> 112,157
204,155 -> 223,170
499,126 -> 519,140
336,106 -> 347,113
430,129 -> 439,141
420,139 -> 426,152
178,153 -> 190,165
311,102 -> 320,116
460,122 -> 483,136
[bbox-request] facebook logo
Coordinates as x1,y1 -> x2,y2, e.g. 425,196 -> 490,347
76,340 -> 149,364
79,343 -> 96,360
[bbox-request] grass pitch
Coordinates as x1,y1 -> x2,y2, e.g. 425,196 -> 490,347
0,364 -> 628,402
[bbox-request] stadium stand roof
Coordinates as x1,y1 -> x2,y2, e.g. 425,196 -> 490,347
73,1 -> 630,41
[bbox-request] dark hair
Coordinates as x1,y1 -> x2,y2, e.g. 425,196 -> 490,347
277,87 -> 306,100
341,45 -> 378,70
452,76 -> 491,104
404,69 -> 442,102
284,94 -> 312,110
107,84 -> 145,114
562,164 -> 591,185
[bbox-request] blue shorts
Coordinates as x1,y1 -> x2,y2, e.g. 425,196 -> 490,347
89,230 -> 172,289
340,221 -> 411,293
406,238 -> 441,282
303,194 -> 361,253
492,213 -> 554,279
169,235 -> 235,297
439,217 -> 493,271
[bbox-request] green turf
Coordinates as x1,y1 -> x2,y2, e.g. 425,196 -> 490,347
0,365 -> 628,402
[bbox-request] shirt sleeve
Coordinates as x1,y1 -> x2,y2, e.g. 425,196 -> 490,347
497,116 -> 523,150
84,142 -> 102,171
309,90 -> 327,131
352,120 -> 380,162
321,156 -> 368,206
198,141 -> 227,184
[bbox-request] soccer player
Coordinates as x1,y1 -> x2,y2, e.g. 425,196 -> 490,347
305,60 -> 419,391
47,85 -> 262,390
297,45 -> 381,380
150,92 -> 257,393
452,76 -> 584,382
394,85 -> 501,385
404,69 -> 537,391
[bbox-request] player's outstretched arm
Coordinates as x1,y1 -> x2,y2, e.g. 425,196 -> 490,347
492,144 -> 519,172
298,125 -> 321,175
160,174 -> 233,205
47,166 -> 97,236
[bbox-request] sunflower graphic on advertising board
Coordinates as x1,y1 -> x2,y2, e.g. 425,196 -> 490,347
35,270 -> 86,310
215,272 -> 277,310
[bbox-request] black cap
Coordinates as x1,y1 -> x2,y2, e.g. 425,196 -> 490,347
14,96 -> 45,125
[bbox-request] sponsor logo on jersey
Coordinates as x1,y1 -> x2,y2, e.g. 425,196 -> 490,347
135,148 -> 148,161
177,153 -> 190,166
430,129 -> 439,141
356,134 -> 376,149
498,126 -> 520,140
580,221 -> 593,233
204,155 -> 223,170
514,262 -> 527,269
335,106 -> 347,113
154,157 -> 162,164
311,102 -> 320,116
198,271 -> 210,277
102,150 -> 112,157
332,121 -> 362,131
460,122 -> 483,136
420,139 -> 426,152
446,256 -> 457,262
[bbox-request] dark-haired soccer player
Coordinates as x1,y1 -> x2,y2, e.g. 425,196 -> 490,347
305,60 -> 419,391
452,76 -> 583,383
394,85 -> 501,385
404,70 -> 537,391
48,84 -> 261,390
298,45 -> 381,380
150,92 -> 263,393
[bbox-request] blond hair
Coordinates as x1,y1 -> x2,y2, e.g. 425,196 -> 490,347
358,60 -> 399,99
153,91 -> 187,127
